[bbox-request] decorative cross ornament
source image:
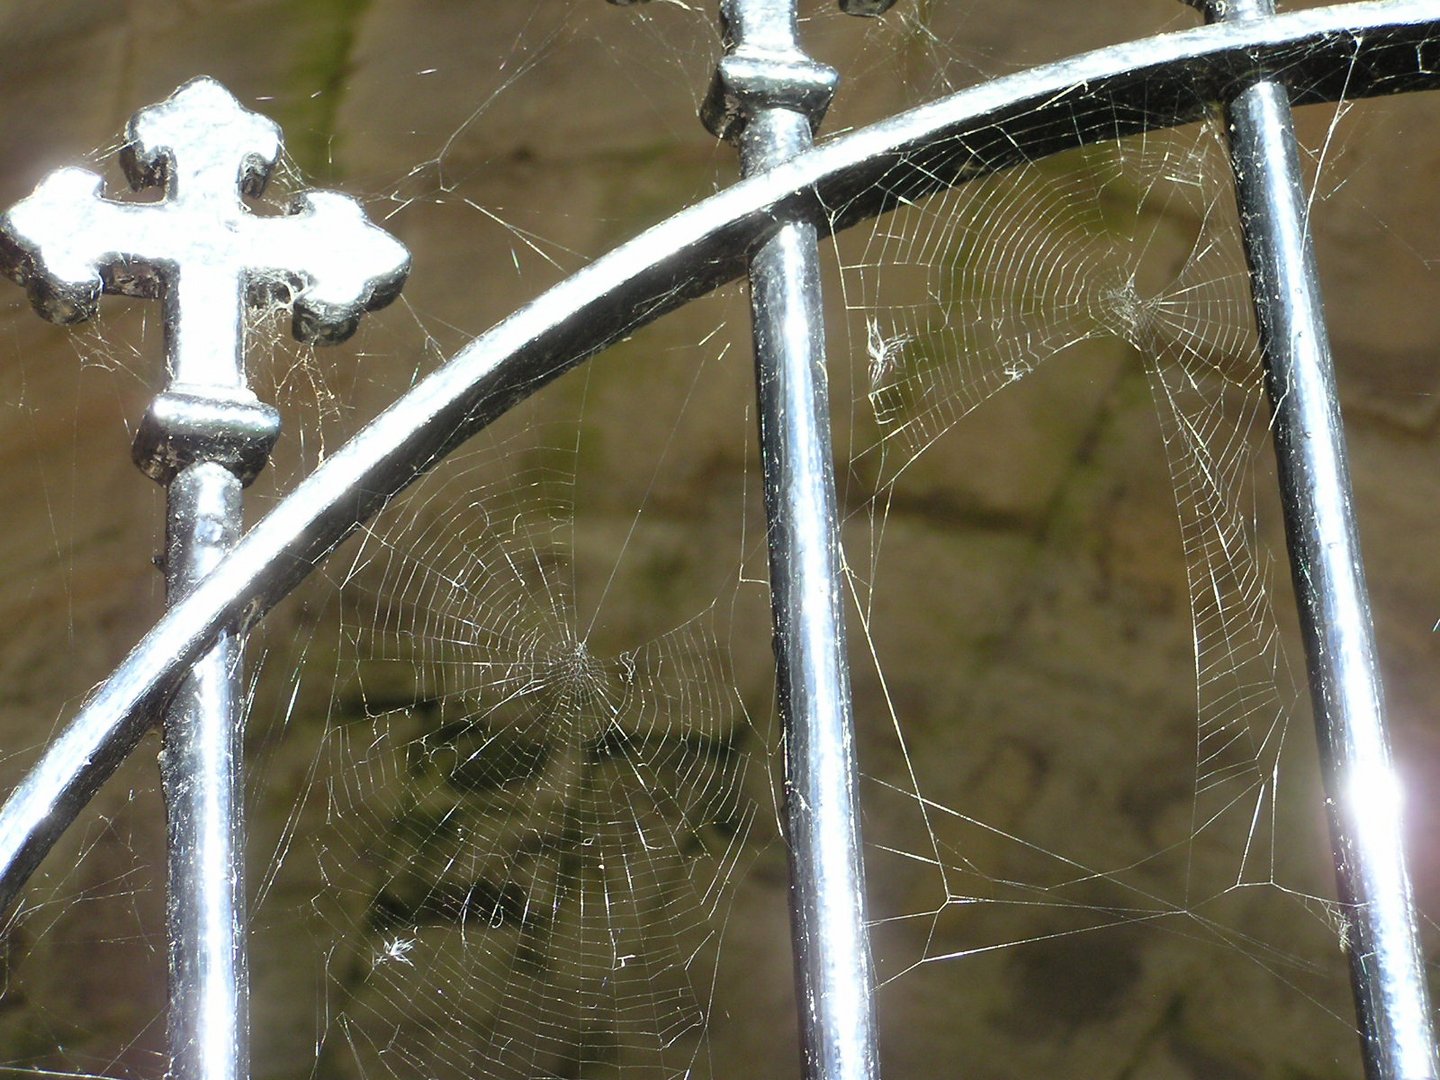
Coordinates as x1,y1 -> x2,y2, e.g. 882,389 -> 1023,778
0,76 -> 409,482
0,77 -> 409,1080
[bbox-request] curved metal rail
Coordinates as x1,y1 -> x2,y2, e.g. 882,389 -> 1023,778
2,0 -> 1437,923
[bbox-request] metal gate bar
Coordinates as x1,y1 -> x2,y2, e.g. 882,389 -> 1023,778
704,2 -> 881,1077
160,465 -> 250,1080
1191,1 -> 1439,1076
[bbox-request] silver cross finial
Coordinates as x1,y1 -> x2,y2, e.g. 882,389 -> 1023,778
0,77 -> 409,480
0,77 -> 410,1080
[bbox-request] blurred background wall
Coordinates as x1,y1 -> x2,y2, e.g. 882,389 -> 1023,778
1,3 -> 1439,1078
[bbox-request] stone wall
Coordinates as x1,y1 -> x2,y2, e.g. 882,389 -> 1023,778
1,3 -> 1438,1078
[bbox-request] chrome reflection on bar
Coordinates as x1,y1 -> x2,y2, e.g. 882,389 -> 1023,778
161,463 -> 249,1080
704,2 -> 881,1078
1186,1 -> 1440,1076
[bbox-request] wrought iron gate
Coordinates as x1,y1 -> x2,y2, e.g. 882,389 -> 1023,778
0,2 -> 1437,1078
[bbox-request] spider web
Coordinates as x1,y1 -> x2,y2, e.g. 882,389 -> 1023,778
841,118 -> 1293,846
264,409 -> 760,1080
0,3 -> 1438,1080
827,115 -> 1330,1063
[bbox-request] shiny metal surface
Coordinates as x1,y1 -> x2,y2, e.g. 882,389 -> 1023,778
712,2 -> 879,1077
700,0 -> 838,143
0,0 -> 1437,973
747,197 -> 880,1080
1,78 -> 410,386
133,390 -> 282,488
1192,1 -> 1440,1076
162,464 -> 248,1080
0,78 -> 409,1080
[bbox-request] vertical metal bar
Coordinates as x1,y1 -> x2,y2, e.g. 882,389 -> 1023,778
1189,1 -> 1439,1075
0,83 -> 400,1080
160,463 -> 248,1080
749,135 -> 880,1080
703,4 -> 881,1078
